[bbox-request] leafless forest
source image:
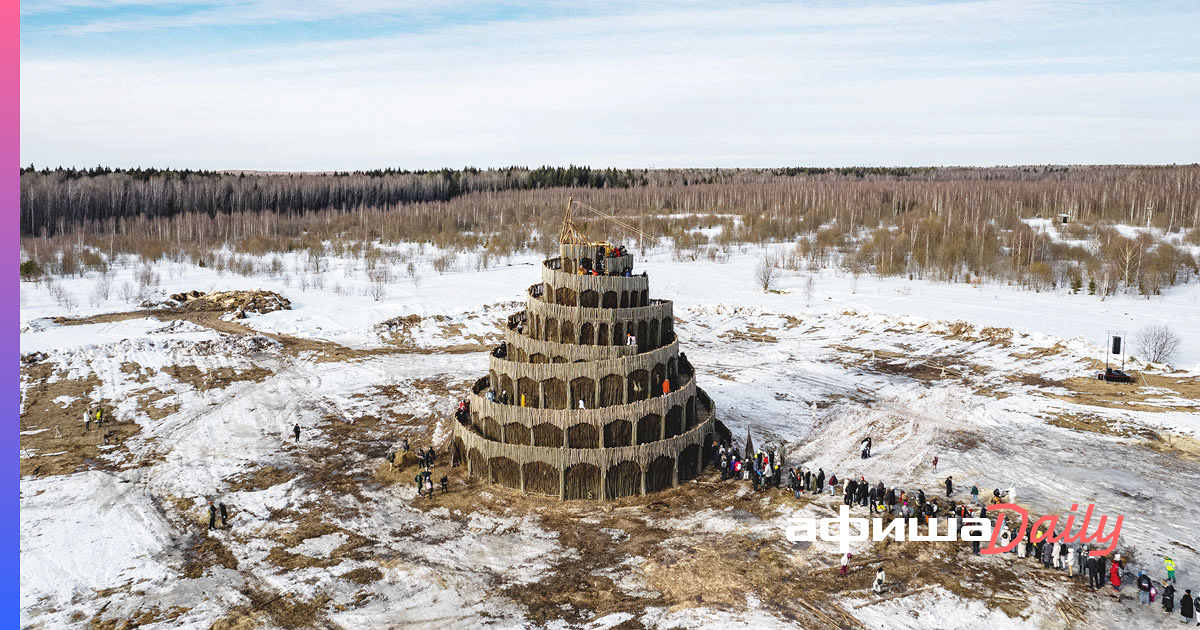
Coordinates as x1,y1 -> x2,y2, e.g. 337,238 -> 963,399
19,165 -> 1200,296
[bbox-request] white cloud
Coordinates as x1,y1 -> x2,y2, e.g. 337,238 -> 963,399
19,0 -> 1200,169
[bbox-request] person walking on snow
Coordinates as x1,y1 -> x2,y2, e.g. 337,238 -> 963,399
932,455 -> 938,471
944,476 -> 953,498
1165,556 -> 1176,582
207,501 -> 216,531
1180,588 -> 1194,624
293,424 -> 301,441
219,502 -> 228,527
1162,581 -> 1175,614
840,553 -> 851,577
873,566 -> 885,594
969,483 -> 979,505
1138,572 -> 1152,604
1066,544 -> 1077,577
1109,561 -> 1121,596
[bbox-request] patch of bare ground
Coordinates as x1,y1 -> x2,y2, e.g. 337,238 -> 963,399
976,327 -> 1015,345
226,465 -> 298,492
339,567 -> 383,584
56,307 -> 490,364
88,604 -> 190,630
1042,375 -> 1200,413
211,590 -> 333,630
119,361 -> 153,383
1145,433 -> 1200,459
438,321 -> 496,346
849,356 -> 964,383
265,514 -> 374,571
182,533 -> 240,579
129,386 -> 181,420
474,470 -> 1060,627
1009,344 -> 1068,360
1043,411 -> 1159,440
827,344 -> 905,360
944,430 -> 985,451
1009,373 -> 1063,388
165,364 -> 272,391
19,362 -> 145,477
410,377 -> 474,399
972,385 -> 1012,399
720,326 -> 779,344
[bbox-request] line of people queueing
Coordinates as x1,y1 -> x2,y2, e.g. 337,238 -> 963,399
711,438 -> 1198,623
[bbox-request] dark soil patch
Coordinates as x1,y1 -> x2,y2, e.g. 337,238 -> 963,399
226,465 -> 298,492
182,533 -> 239,579
339,567 -> 383,584
166,364 -> 273,391
19,362 -> 144,477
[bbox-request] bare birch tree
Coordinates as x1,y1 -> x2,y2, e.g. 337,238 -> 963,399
1135,324 -> 1181,363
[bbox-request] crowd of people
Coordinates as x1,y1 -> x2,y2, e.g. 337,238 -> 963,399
575,244 -> 632,276
382,437 -> 452,500
710,436 -> 1198,622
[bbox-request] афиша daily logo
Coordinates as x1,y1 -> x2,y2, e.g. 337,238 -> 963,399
785,503 -> 1123,556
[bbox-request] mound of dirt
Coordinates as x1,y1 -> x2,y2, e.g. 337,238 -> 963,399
376,314 -> 422,332
165,290 -> 291,319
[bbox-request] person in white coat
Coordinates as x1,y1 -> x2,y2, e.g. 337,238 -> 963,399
873,566 -> 885,594
1066,544 -> 1078,577
1017,533 -> 1028,559
1052,541 -> 1062,569
998,526 -> 1012,554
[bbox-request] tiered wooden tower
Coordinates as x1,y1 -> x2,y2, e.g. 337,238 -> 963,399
451,206 -> 720,499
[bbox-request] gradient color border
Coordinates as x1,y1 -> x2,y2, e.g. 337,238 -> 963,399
8,0 -> 21,623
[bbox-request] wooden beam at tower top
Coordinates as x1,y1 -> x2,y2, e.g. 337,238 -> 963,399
558,197 -> 589,245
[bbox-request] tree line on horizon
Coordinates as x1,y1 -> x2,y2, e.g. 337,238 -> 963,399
19,164 -> 1200,299
20,163 -> 1128,238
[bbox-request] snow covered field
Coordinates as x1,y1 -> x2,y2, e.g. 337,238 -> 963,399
19,244 -> 1200,629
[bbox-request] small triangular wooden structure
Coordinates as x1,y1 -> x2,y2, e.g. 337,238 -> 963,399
558,197 -> 588,245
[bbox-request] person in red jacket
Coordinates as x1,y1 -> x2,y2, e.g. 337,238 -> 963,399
1109,561 -> 1121,597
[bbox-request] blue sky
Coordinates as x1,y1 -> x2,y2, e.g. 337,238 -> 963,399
19,0 -> 1200,170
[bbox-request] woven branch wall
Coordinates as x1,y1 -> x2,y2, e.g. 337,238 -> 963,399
457,241 -> 722,500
